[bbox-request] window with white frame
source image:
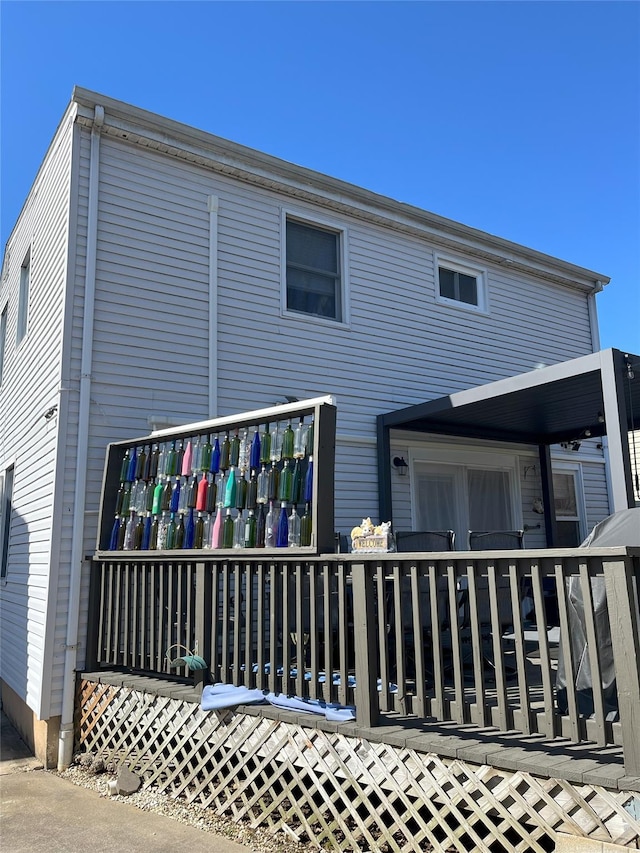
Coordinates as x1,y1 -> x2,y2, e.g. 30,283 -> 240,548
0,305 -> 7,384
436,256 -> 487,311
285,218 -> 343,322
0,465 -> 14,579
17,249 -> 31,343
552,467 -> 585,547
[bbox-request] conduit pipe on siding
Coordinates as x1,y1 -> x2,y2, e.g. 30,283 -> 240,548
57,104 -> 103,771
208,195 -> 218,418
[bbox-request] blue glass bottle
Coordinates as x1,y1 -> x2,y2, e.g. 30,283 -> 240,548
276,501 -> 289,547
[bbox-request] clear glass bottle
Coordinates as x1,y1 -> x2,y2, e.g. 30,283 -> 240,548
233,511 -> 245,548
265,501 -> 276,548
123,512 -> 136,550
293,420 -> 308,459
288,505 -> 300,547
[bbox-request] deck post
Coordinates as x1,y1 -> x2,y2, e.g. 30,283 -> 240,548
194,562 -> 212,688
602,554 -> 640,775
84,558 -> 101,671
351,560 -> 379,727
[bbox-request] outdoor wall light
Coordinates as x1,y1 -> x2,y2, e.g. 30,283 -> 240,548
393,456 -> 409,476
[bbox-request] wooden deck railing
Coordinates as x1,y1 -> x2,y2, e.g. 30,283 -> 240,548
87,546 -> 640,774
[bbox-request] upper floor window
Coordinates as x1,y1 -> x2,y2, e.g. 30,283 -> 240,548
436,255 -> 487,312
0,465 -> 14,579
17,249 -> 31,343
0,306 -> 7,384
285,218 -> 344,322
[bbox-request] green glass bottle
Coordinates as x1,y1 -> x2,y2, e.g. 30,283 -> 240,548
229,431 -> 240,468
166,514 -> 177,550
244,510 -> 257,548
260,424 -> 271,464
220,433 -> 231,471
200,437 -> 212,472
235,471 -> 247,511
282,421 -> 294,460
194,512 -> 205,549
278,460 -> 293,502
222,509 -> 234,548
246,469 -> 258,510
300,503 -> 312,547
175,514 -> 185,549
256,503 -> 266,548
291,460 -> 302,505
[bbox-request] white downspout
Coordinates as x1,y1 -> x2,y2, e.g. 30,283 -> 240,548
57,104 -> 103,771
208,195 -> 218,419
588,279 -> 604,353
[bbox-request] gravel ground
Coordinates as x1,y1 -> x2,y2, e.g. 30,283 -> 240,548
57,757 -> 319,853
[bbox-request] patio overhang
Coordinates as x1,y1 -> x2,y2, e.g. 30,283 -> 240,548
377,348 -> 640,540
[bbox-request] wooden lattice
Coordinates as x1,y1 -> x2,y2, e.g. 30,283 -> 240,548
76,678 -> 640,852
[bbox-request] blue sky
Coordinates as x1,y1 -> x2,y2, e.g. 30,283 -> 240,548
1,1 -> 638,352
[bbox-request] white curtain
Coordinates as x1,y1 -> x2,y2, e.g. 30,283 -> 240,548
467,469 -> 512,530
417,472 -> 457,530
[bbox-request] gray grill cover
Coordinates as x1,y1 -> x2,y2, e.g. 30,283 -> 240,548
556,507 -> 639,719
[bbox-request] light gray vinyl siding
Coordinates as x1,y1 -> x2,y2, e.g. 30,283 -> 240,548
0,116 -> 74,718
582,459 -> 611,532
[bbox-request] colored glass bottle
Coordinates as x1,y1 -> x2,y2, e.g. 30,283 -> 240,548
152,481 -> 164,515
291,460 -> 302,505
175,441 -> 185,475
109,516 -> 121,550
235,471 -> 247,511
210,505 -> 223,548
229,431 -> 240,468
276,501 -> 289,547
187,476 -> 198,508
115,483 -> 126,515
196,475 -> 208,511
267,464 -> 279,501
223,467 -> 236,508
174,514 -> 184,549
211,437 -> 221,474
250,429 -> 261,470
244,510 -> 257,548
135,447 -> 146,480
166,442 -> 178,476
142,513 -> 152,549
288,506 -> 300,547
166,514 -> 177,550
161,478 -> 172,511
150,516 -> 159,550
222,509 -> 234,548
149,444 -> 160,479
184,509 -> 195,549
133,515 -> 144,550
246,469 -> 258,510
194,512 -> 205,549
170,478 -> 181,513
256,503 -> 266,548
260,425 -> 271,464
300,503 -> 312,547
127,447 -> 138,483
181,441 -> 193,476
220,433 -> 231,471
120,448 -> 131,482
281,421 -> 294,461
303,456 -> 314,503
200,437 -> 212,472
205,474 -> 217,513
278,460 -> 292,502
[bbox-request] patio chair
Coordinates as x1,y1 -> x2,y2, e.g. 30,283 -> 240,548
468,530 -> 525,550
395,530 -> 455,552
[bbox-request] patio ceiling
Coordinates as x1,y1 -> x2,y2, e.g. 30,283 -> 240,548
380,348 -> 640,447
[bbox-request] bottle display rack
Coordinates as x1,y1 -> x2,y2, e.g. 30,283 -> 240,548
95,397 -> 336,556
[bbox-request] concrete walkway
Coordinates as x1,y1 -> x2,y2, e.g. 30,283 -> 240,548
0,710 -> 248,853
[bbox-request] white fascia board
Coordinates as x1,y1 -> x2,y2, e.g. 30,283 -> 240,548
70,87 -> 609,293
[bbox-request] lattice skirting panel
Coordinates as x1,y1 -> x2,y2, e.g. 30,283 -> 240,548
76,678 -> 640,852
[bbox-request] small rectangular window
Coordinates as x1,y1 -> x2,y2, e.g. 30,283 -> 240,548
286,219 -> 342,322
436,256 -> 487,312
0,465 -> 14,579
0,306 -> 7,384
17,249 -> 30,343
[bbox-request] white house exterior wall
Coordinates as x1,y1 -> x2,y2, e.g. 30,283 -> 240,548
1,92 -> 612,724
0,113 -> 75,718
